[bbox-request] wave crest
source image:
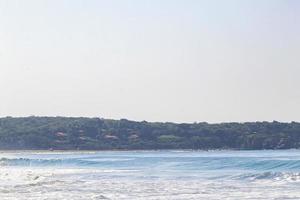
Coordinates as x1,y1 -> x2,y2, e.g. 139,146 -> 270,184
234,172 -> 300,182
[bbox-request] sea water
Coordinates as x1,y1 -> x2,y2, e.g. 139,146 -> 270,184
1,150 -> 300,200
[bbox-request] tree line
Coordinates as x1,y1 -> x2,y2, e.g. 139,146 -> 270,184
0,116 -> 299,150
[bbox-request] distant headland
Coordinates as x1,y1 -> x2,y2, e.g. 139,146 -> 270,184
0,116 -> 299,150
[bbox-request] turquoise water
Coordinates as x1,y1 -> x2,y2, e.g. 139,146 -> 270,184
1,150 -> 300,199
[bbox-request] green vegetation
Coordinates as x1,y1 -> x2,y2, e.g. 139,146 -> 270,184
0,117 -> 299,150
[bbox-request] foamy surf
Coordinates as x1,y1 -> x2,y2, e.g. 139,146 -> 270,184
1,150 -> 300,199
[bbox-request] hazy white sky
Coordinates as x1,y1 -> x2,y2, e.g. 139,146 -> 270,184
0,0 -> 299,123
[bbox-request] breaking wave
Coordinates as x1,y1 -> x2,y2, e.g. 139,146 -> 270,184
1,150 -> 300,199
233,172 -> 300,182
0,157 -> 135,167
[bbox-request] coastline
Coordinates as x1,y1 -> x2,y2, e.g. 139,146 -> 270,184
0,148 -> 299,154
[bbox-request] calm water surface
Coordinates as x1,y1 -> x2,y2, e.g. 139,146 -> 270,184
1,150 -> 300,199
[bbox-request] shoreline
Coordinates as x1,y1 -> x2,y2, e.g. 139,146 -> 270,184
0,148 -> 299,154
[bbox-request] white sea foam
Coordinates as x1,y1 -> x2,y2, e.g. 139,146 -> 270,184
1,168 -> 300,200
1,150 -> 300,199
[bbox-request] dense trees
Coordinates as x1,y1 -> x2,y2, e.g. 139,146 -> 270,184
0,117 -> 299,150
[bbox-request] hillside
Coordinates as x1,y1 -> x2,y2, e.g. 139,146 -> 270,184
0,117 -> 299,150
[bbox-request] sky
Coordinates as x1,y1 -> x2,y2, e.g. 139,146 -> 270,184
0,0 -> 299,123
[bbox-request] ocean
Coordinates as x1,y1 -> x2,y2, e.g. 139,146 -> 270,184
0,150 -> 300,199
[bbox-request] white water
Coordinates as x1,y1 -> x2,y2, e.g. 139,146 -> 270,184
1,150 -> 300,199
